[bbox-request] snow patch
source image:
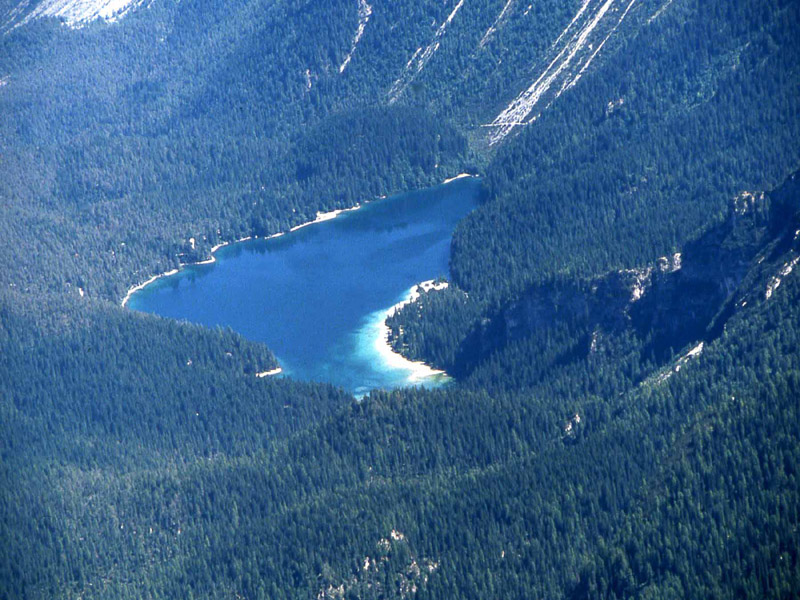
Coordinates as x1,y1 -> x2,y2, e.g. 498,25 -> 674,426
15,0 -> 149,29
553,0 -> 593,47
685,342 -> 704,359
317,531 -> 436,600
3,0 -> 32,29
591,329 -> 599,351
565,0 -> 637,91
339,0 -> 372,73
485,0 -> 638,145
388,0 -> 464,103
647,0 -> 674,24
479,0 -> 516,48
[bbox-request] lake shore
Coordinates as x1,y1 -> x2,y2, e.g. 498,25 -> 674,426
120,269 -> 181,308
120,209 -> 364,308
121,173 -> 477,309
122,173 -> 476,391
373,280 -> 451,386
441,172 -> 475,184
256,367 -> 283,378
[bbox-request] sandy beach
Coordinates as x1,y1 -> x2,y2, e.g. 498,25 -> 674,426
374,280 -> 451,385
121,173 -> 475,309
120,269 -> 180,308
441,172 -> 476,185
121,174 -> 475,389
120,208 -> 367,307
289,205 -> 363,233
256,367 -> 283,378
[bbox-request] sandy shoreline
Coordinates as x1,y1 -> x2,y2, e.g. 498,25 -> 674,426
256,367 -> 283,378
441,172 -> 475,185
121,173 -> 475,387
119,208 -> 365,308
374,280 -> 451,385
288,205 -> 363,233
120,269 -> 180,308
121,173 -> 475,309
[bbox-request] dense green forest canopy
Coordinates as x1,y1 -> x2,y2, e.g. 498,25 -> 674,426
1,0 -> 799,598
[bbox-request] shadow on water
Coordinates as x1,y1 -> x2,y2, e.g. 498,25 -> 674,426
128,178 -> 481,393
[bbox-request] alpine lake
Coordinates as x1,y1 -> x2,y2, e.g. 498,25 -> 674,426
127,176 -> 481,396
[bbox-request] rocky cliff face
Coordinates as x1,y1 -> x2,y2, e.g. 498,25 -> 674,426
458,171 -> 800,374
629,185 -> 780,358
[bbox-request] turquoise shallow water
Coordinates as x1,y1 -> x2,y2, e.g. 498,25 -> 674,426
127,177 -> 480,395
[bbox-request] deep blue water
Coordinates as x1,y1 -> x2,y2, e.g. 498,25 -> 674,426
127,177 -> 480,395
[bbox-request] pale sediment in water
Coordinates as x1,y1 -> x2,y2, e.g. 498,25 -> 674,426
120,207 -> 370,307
358,280 -> 451,395
121,174 -> 472,308
123,174 -> 479,393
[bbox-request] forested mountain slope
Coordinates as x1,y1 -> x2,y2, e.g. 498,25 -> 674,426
4,186 -> 800,597
1,0 -> 799,598
393,0 -> 800,373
